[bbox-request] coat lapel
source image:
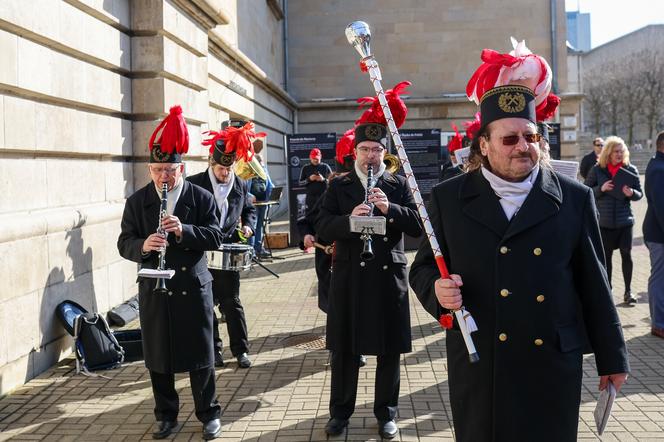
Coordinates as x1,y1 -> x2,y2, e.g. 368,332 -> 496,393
503,167 -> 562,241
460,171 -> 510,238
173,180 -> 193,222
339,170 -> 368,206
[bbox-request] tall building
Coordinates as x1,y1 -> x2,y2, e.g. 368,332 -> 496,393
0,0 -> 580,395
566,10 -> 591,52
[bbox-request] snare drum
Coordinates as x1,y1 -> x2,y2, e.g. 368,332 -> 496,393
206,244 -> 253,272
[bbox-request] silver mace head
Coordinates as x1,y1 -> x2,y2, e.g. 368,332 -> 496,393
345,21 -> 372,58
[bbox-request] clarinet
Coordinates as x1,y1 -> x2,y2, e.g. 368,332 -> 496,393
154,183 -> 169,294
360,164 -> 375,260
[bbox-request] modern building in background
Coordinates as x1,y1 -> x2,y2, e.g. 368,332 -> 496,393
0,0 -> 580,395
566,10 -> 591,52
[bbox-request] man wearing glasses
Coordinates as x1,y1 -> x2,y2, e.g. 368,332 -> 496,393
580,137 -> 605,180
117,107 -> 224,440
410,84 -> 629,441
316,121 -> 422,439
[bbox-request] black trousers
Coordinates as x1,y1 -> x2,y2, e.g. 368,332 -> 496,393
329,351 -> 400,421
210,269 -> 249,356
149,367 -> 220,423
600,226 -> 634,291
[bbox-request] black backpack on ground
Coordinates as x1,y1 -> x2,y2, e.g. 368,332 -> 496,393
73,313 -> 125,374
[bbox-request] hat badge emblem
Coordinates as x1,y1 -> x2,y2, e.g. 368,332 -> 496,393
365,125 -> 381,140
498,92 -> 526,113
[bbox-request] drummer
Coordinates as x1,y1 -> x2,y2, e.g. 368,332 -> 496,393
187,119 -> 258,368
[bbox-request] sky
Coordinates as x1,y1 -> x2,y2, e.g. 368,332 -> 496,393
565,0 -> 664,48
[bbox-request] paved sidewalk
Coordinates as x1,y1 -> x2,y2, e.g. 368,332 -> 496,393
1,201 -> 663,441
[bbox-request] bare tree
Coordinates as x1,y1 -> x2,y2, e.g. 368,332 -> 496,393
639,49 -> 664,147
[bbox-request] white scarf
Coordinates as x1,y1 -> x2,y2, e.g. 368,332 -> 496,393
154,177 -> 184,216
481,165 -> 539,220
208,168 -> 235,223
355,161 -> 386,189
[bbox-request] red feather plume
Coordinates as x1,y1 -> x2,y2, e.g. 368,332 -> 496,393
335,128 -> 356,166
463,112 -> 482,140
202,122 -> 266,162
355,81 -> 411,129
447,124 -> 464,154
536,93 -> 561,122
149,105 -> 189,154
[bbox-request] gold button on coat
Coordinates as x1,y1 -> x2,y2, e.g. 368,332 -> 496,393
536,295 -> 545,302
360,261 -> 366,267
500,246 -> 509,254
382,265 -> 388,270
534,339 -> 543,346
500,289 -> 509,297
383,237 -> 388,242
182,291 -> 187,295
498,333 -> 508,342
181,266 -> 187,271
533,247 -> 542,256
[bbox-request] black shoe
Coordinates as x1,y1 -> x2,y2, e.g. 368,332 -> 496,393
325,417 -> 348,436
624,291 -> 637,304
152,420 -> 178,439
378,419 -> 398,439
237,353 -> 252,368
214,350 -> 225,368
359,355 -> 367,367
203,418 -> 222,440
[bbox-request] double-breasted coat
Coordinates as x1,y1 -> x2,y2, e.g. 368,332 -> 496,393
316,170 -> 422,355
409,167 -> 629,442
117,180 -> 222,373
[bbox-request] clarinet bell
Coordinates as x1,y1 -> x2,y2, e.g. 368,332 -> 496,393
153,278 -> 168,295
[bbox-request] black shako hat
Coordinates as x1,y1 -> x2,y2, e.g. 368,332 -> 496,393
212,119 -> 247,166
537,122 -> 552,143
480,85 -> 537,132
150,144 -> 182,163
354,123 -> 388,148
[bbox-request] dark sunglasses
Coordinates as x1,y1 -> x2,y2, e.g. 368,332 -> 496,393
493,133 -> 541,146
594,143 -> 604,147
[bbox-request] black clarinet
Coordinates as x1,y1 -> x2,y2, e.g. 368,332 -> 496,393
154,183 -> 169,294
360,164 -> 375,260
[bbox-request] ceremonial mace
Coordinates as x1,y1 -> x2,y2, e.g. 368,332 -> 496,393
345,21 -> 479,363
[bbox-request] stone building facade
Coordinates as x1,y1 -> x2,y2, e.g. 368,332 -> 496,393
0,0 -> 577,395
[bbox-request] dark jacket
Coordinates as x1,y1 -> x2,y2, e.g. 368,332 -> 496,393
643,151 -> 664,243
579,150 -> 598,179
187,170 -> 257,243
409,168 -> 629,442
440,163 -> 464,182
117,180 -> 222,373
584,163 -> 642,229
315,170 -> 422,354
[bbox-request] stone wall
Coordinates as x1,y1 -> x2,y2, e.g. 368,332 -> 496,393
0,0 -> 294,396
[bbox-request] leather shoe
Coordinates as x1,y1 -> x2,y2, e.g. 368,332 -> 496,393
237,353 -> 252,368
152,420 -> 178,439
652,327 -> 664,339
378,419 -> 398,439
624,291 -> 637,304
203,418 -> 222,440
359,354 -> 367,367
214,350 -> 225,368
325,417 -> 348,436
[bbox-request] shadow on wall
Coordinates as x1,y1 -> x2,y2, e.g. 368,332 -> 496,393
27,227 -> 98,383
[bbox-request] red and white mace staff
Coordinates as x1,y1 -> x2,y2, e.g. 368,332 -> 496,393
345,21 -> 479,363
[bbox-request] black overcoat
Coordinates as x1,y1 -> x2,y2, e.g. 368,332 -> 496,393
409,168 -> 629,442
117,180 -> 222,373
316,170 -> 422,355
187,170 -> 257,243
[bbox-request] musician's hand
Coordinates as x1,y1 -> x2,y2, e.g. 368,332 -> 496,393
241,225 -> 253,238
303,234 -> 315,248
161,215 -> 183,238
601,180 -> 614,192
600,373 -> 628,393
368,188 -> 389,215
309,174 -> 322,182
351,203 -> 371,216
434,274 -> 464,310
622,185 -> 634,197
142,233 -> 167,253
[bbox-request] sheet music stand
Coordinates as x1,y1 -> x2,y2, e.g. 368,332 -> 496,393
254,186 -> 284,260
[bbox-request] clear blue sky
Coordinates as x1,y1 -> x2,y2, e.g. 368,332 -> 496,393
565,0 -> 664,48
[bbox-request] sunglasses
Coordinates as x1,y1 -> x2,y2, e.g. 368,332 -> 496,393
594,143 -> 604,147
491,133 -> 541,146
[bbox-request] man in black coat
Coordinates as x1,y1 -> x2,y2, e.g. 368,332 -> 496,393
299,147 -> 332,211
316,122 -> 422,439
579,137 -> 604,180
117,107 -> 223,440
187,119 -> 257,369
644,131 -> 664,339
409,85 -> 629,442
